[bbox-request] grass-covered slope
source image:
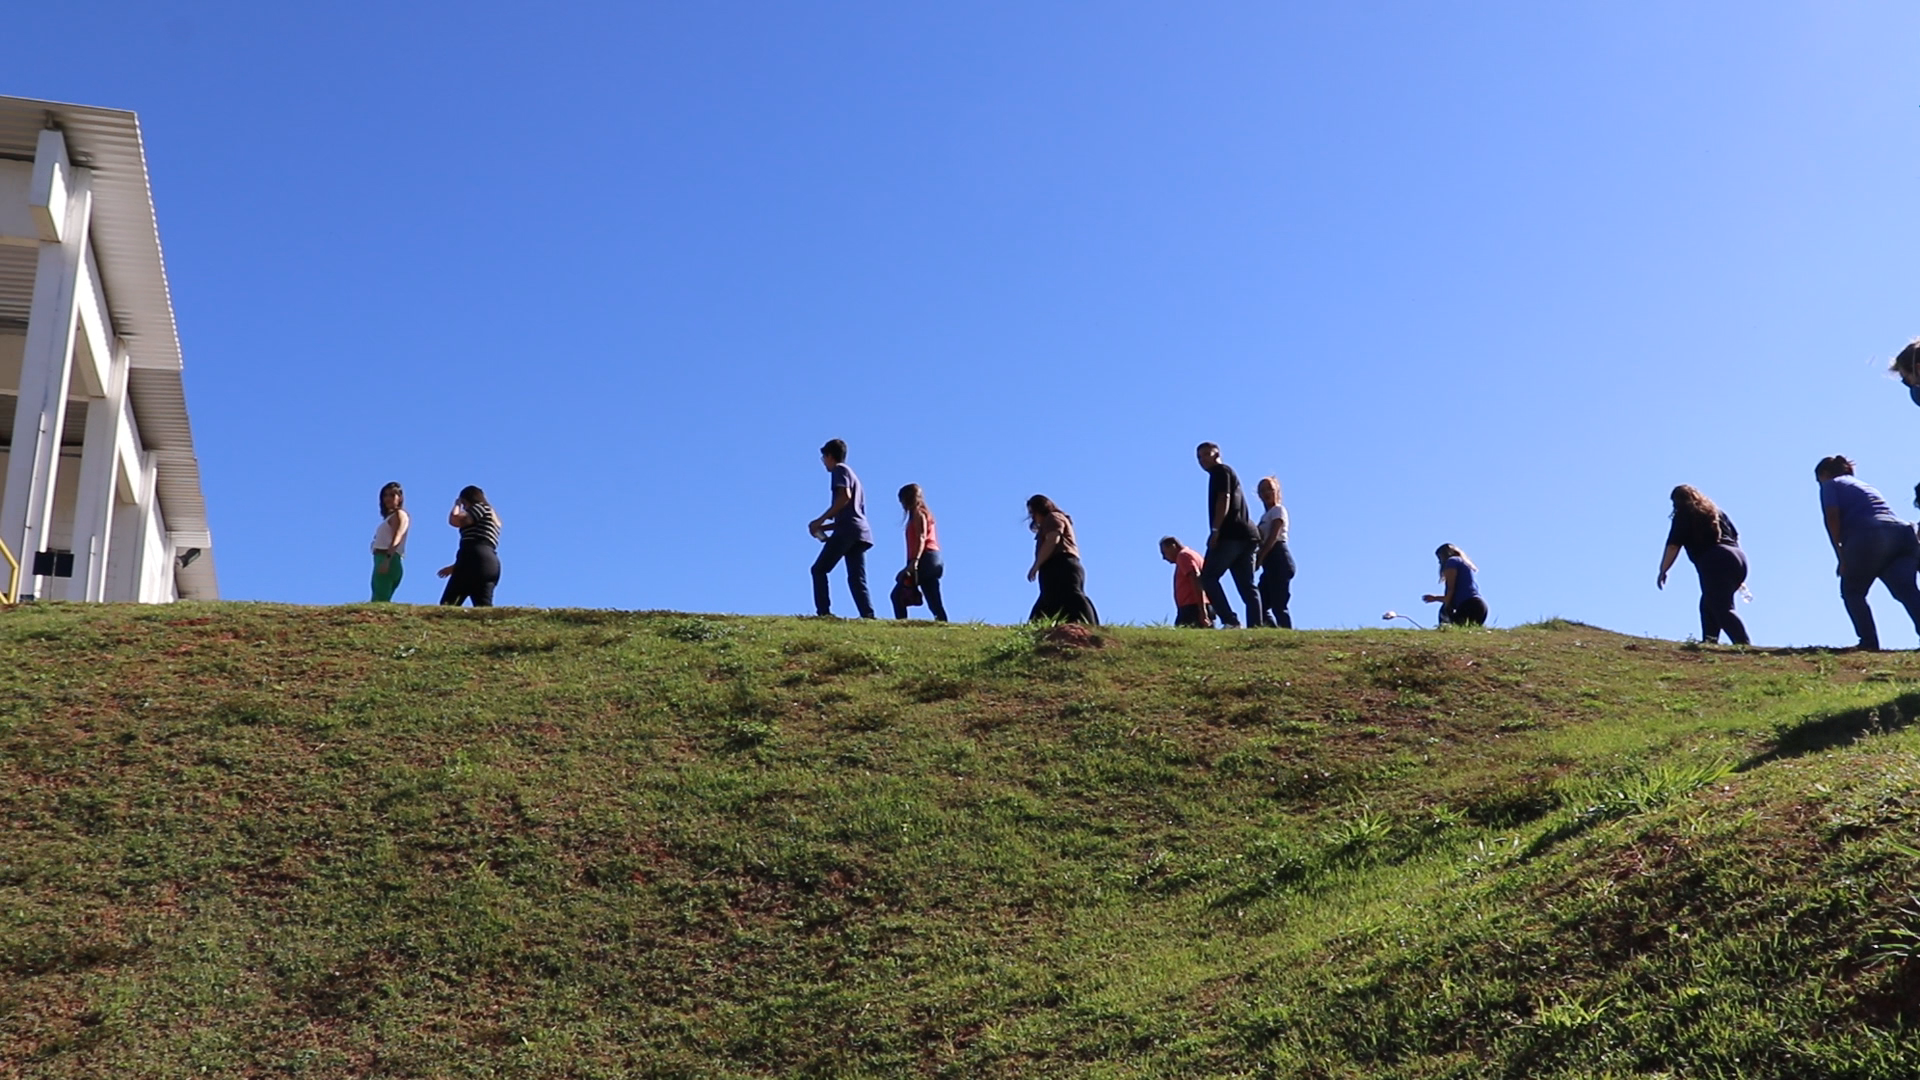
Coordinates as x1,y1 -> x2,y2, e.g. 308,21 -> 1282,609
6,605 -> 1920,1077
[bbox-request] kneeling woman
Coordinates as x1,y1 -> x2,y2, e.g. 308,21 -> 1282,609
1423,543 -> 1487,626
1657,484 -> 1750,645
1025,495 -> 1099,625
437,485 -> 502,607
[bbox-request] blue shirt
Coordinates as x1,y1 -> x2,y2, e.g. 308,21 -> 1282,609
1820,476 -> 1904,540
1443,556 -> 1480,603
829,463 -> 872,543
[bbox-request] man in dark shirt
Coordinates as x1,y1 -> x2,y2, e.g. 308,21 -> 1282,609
805,438 -> 876,618
1196,441 -> 1263,628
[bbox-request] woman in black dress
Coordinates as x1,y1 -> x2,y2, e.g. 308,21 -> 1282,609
1657,484 -> 1749,645
1025,494 -> 1098,625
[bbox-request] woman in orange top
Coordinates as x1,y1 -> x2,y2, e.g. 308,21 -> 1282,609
895,484 -> 948,621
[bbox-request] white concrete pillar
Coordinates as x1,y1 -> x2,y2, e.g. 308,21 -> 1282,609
127,451 -> 159,602
72,341 -> 129,601
0,128 -> 92,600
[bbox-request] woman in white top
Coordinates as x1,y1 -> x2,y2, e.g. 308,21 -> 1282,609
370,482 -> 410,602
1254,476 -> 1294,628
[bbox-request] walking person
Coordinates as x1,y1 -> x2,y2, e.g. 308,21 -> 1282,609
894,483 -> 948,621
436,485 -> 501,607
1657,485 -> 1750,645
1815,455 -> 1920,650
1026,495 -> 1099,624
1423,543 -> 1488,626
1254,476 -> 1295,628
370,481 -> 410,603
1159,536 -> 1210,627
806,439 -> 875,618
1195,443 -> 1263,628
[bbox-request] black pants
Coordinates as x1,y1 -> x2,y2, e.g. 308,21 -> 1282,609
1174,603 -> 1209,628
1441,597 -> 1488,626
1258,543 -> 1295,628
1694,543 -> 1749,645
1031,554 -> 1099,625
1200,534 -> 1262,628
440,544 -> 500,607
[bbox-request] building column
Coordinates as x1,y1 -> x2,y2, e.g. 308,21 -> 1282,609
72,341 -> 129,601
0,128 -> 92,601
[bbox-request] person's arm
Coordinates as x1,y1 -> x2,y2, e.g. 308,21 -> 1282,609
448,504 -> 469,528
1423,566 -> 1457,606
1210,489 -> 1227,540
1256,520 -> 1278,568
388,510 -> 410,553
1028,529 -> 1058,581
1657,543 -> 1680,589
810,488 -> 851,532
906,511 -> 927,575
1827,504 -> 1846,575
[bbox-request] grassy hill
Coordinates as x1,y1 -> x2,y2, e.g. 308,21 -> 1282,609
6,605 -> 1920,1077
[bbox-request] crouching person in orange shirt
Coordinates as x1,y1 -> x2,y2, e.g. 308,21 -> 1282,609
1160,536 -> 1212,628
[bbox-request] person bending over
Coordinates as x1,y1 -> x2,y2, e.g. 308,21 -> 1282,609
1254,476 -> 1294,628
806,439 -> 876,618
1816,455 -> 1920,650
370,481 -> 410,602
1657,484 -> 1750,645
437,485 -> 501,607
1194,442 -> 1263,628
1026,495 -> 1099,625
1423,543 -> 1487,626
1159,536 -> 1210,628
894,483 -> 948,621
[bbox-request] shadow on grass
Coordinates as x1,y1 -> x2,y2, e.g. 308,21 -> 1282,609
1736,691 -> 1920,773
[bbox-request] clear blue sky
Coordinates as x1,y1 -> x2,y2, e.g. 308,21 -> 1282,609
13,2 -> 1920,643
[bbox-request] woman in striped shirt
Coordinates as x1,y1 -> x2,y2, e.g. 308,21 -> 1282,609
436,485 -> 502,607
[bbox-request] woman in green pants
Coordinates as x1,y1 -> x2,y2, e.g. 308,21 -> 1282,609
370,482 -> 410,601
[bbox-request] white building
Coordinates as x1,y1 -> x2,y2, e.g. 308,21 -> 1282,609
0,96 -> 216,602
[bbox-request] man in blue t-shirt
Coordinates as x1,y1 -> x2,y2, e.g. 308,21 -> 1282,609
806,438 -> 876,618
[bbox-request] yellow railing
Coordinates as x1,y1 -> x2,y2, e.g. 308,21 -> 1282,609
0,536 -> 18,607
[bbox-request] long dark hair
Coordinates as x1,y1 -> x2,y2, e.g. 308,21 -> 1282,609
1026,494 -> 1063,532
1891,338 -> 1920,380
379,482 -> 404,518
898,483 -> 928,521
1435,543 -> 1477,579
1669,484 -> 1722,545
458,485 -> 489,509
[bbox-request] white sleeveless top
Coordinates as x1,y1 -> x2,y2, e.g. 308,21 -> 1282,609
371,512 -> 409,555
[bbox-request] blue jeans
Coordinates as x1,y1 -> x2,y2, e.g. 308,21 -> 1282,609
1201,534 -> 1261,628
1839,524 -> 1920,650
811,532 -> 875,617
894,549 -> 948,621
1258,542 -> 1295,628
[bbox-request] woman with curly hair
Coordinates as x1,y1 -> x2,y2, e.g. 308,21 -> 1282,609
1025,495 -> 1099,625
1657,485 -> 1749,645
1816,455 -> 1920,650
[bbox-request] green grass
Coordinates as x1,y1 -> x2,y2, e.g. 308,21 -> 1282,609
6,604 -> 1920,1076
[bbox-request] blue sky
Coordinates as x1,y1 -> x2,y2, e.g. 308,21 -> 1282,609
12,2 -> 1920,643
